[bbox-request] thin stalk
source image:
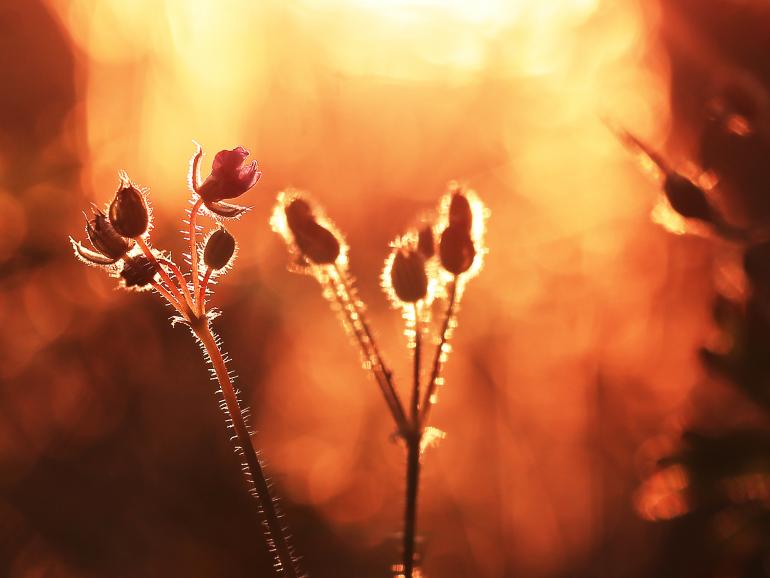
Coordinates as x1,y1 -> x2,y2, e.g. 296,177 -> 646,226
157,257 -> 194,308
334,263 -> 394,385
403,435 -> 420,578
193,319 -> 301,578
419,279 -> 458,427
326,265 -> 409,433
189,197 -> 205,302
137,237 -> 187,310
198,266 -> 214,316
403,303 -> 422,578
150,280 -> 186,315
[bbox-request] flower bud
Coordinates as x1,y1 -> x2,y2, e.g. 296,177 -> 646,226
448,192 -> 473,232
285,198 -> 340,265
417,225 -> 435,258
390,248 -> 428,303
199,146 -> 261,204
439,226 -> 476,275
203,227 -> 236,270
109,183 -> 149,238
86,210 -> 132,259
119,256 -> 157,288
663,173 -> 714,223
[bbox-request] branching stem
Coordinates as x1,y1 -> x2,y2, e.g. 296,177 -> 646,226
420,279 -> 458,427
199,266 -> 213,316
193,319 -> 301,578
157,257 -> 193,307
328,264 -> 409,434
189,197 -> 205,302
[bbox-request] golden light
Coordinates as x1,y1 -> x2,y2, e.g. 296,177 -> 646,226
35,0 -> 700,576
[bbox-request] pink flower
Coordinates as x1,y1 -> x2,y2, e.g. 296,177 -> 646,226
198,147 -> 261,218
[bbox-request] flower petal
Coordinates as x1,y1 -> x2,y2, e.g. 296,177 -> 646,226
211,146 -> 249,175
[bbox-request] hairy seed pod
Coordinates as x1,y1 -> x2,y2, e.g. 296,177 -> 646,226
417,225 -> 435,258
109,183 -> 149,238
86,210 -> 132,259
439,225 -> 476,275
203,227 -> 236,270
663,173 -> 714,223
448,192 -> 473,232
119,256 -> 157,288
390,248 -> 428,303
285,198 -> 340,265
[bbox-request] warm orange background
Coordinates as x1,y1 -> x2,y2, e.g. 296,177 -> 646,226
0,1 -> 726,576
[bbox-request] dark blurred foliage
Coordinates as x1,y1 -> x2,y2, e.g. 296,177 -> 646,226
633,2 -> 770,577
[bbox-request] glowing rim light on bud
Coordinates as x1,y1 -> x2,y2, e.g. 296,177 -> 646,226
381,231 -> 438,311
437,185 -> 489,289
270,190 -> 350,276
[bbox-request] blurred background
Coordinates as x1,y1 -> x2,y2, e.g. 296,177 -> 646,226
2,0 -> 770,576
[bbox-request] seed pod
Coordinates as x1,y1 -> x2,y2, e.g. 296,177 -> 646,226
448,192 -> 473,232
663,173 -> 714,223
109,183 -> 149,238
285,198 -> 314,229
417,225 -> 435,258
390,248 -> 428,303
439,226 -> 476,275
203,227 -> 236,270
86,210 -> 132,259
285,198 -> 340,265
119,256 -> 157,288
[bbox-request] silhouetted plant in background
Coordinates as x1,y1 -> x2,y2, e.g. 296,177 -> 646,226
620,122 -> 770,577
272,184 -> 488,578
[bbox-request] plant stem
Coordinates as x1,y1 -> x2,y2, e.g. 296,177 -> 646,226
158,257 -> 194,307
193,319 -> 301,578
189,196 -> 205,302
328,264 -> 409,433
419,279 -> 458,427
403,304 -> 422,578
198,266 -> 213,316
403,434 -> 420,578
137,237 -> 187,309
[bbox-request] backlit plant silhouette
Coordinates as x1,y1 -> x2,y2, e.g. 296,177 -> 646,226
70,146 -> 303,578
620,127 -> 770,577
272,184 -> 488,578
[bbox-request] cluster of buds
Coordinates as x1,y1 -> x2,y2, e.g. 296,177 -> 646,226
68,145 -> 308,578
272,182 -> 487,578
71,146 -> 257,321
72,176 -> 158,290
384,184 -> 486,311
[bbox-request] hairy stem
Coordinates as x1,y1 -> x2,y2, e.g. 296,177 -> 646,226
198,266 -> 213,316
150,280 -> 187,315
137,237 -> 187,310
158,257 -> 194,307
193,320 -> 301,578
327,265 -> 409,433
189,196 -> 205,304
403,304 -> 422,578
419,279 -> 458,427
